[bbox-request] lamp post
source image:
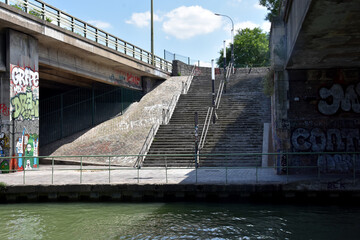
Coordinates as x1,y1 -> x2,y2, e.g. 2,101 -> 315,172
151,0 -> 154,65
215,13 -> 234,68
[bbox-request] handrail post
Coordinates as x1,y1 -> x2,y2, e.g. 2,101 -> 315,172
80,156 -> 83,183
108,156 -> 111,184
51,157 -> 54,184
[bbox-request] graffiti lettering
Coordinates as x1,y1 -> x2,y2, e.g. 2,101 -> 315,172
110,70 -> 141,87
11,65 -> 39,94
318,154 -> 357,173
292,128 -> 359,152
0,132 -> 9,157
11,90 -> 39,120
318,83 -> 360,115
0,104 -> 10,116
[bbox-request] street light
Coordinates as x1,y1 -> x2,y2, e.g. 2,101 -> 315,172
215,13 -> 234,68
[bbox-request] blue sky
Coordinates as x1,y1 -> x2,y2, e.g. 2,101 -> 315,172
42,0 -> 270,66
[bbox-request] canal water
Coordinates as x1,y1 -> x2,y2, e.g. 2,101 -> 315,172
0,202 -> 359,239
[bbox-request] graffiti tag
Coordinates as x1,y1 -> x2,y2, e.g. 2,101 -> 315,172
11,65 -> 39,94
110,70 -> 141,87
0,104 -> 10,116
318,83 -> 360,115
11,90 -> 39,120
292,128 -> 359,152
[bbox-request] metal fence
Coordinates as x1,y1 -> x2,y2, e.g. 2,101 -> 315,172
39,85 -> 143,146
164,50 -> 201,66
2,0 -> 172,72
1,152 -> 360,185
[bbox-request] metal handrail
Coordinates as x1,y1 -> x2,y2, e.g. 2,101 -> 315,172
182,64 -> 197,94
198,107 -> 212,150
134,123 -> 159,168
162,94 -> 179,125
4,0 -> 172,73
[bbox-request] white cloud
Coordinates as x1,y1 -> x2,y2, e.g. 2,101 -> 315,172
162,6 -> 222,39
88,20 -> 112,29
126,11 -> 161,28
261,21 -> 271,32
253,3 -> 267,10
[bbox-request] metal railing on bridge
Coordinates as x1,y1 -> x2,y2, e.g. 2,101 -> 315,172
2,0 -> 172,73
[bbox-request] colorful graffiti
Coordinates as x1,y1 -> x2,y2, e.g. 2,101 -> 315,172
109,70 -> 141,87
11,90 -> 39,120
10,64 -> 39,121
0,131 -> 10,157
15,128 -> 39,170
0,104 -> 10,117
318,83 -> 360,115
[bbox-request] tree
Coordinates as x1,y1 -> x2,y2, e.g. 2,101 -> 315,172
217,27 -> 269,68
259,0 -> 282,22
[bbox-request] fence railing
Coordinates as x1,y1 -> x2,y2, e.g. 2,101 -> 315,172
182,65 -> 197,94
2,0 -> 172,73
1,152 -> 360,185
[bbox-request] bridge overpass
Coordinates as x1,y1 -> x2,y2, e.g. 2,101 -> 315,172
270,0 -> 360,173
0,0 -> 172,169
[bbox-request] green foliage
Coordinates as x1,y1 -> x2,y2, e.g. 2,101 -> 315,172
11,4 -> 52,23
217,27 -> 269,68
259,0 -> 282,22
263,68 -> 274,96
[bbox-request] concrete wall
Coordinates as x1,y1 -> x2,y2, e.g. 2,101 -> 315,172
0,29 -> 39,170
287,68 -> 360,173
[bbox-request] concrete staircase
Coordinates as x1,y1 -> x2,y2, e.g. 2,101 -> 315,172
142,68 -> 270,167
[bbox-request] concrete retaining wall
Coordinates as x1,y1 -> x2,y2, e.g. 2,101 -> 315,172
1,183 -> 360,204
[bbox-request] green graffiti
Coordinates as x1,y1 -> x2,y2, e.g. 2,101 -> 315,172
11,90 -> 39,120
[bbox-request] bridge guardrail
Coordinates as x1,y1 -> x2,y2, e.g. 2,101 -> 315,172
2,0 -> 172,73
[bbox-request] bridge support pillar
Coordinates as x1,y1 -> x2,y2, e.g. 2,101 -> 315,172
0,29 -> 39,171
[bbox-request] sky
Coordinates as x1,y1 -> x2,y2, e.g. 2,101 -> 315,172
41,0 -> 270,67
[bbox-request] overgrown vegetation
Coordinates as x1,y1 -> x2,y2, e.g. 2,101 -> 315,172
259,0 -> 282,22
11,4 -> 52,22
263,67 -> 274,96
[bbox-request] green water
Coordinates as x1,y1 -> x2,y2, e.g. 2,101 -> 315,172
0,203 -> 359,240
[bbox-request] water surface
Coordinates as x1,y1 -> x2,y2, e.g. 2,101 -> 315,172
0,202 -> 359,239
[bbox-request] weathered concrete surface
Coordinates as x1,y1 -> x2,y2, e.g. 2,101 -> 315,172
284,0 -> 360,69
1,181 -> 360,203
40,76 -> 188,166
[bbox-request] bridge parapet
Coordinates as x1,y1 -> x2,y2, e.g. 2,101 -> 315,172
1,0 -> 172,73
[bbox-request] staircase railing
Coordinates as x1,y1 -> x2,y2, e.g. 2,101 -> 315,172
197,62 -> 233,165
182,64 -> 197,94
135,66 -> 197,167
134,123 -> 159,168
162,94 -> 179,125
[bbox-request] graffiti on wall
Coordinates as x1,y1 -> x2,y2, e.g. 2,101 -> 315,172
15,128 -> 39,170
291,127 -> 360,172
318,83 -> 360,115
109,70 -> 141,87
0,130 -> 10,157
292,127 -> 359,152
0,104 -> 10,117
10,64 -> 39,120
11,65 -> 39,95
11,90 -> 39,120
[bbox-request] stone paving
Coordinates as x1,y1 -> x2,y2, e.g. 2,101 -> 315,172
0,164 -> 328,186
